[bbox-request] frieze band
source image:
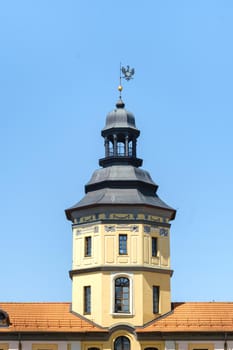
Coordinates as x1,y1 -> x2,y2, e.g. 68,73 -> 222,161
73,212 -> 169,225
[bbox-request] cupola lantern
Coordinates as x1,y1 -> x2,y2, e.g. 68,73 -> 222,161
99,98 -> 142,167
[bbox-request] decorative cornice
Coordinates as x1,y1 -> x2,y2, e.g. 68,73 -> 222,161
69,266 -> 173,279
72,219 -> 171,229
0,331 -> 109,341
136,331 -> 233,341
1,330 -> 233,341
67,203 -> 176,222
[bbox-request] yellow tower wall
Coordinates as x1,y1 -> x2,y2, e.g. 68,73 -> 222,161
72,269 -> 171,326
71,212 -> 172,327
72,220 -> 170,270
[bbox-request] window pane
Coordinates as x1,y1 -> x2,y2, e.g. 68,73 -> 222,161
114,278 -> 129,313
117,142 -> 125,156
153,286 -> 159,313
84,286 -> 91,314
114,336 -> 130,350
85,237 -> 92,257
152,237 -> 157,257
119,234 -> 127,255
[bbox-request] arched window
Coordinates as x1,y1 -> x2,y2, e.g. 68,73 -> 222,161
114,336 -> 130,350
115,277 -> 129,313
145,348 -> 159,350
88,348 -> 100,350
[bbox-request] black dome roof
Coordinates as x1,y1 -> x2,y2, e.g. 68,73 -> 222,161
102,99 -> 138,131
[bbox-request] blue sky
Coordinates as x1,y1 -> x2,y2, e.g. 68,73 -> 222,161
1,1 -> 233,302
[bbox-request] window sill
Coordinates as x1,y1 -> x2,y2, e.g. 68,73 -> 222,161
118,254 -> 128,256
112,313 -> 134,318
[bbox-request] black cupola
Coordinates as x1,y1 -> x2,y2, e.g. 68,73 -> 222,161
99,98 -> 142,168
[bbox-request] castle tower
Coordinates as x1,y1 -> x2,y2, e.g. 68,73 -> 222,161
65,94 -> 176,328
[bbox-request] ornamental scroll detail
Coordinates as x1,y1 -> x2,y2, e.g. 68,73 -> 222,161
105,225 -> 116,232
112,214 -> 131,220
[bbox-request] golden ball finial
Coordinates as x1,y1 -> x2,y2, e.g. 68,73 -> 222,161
118,85 -> 123,92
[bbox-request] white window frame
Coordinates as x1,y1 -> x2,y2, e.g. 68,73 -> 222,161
111,272 -> 134,316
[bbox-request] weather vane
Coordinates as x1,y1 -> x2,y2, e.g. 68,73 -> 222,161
118,63 -> 135,98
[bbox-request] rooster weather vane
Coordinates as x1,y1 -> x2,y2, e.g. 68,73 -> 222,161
118,64 -> 135,98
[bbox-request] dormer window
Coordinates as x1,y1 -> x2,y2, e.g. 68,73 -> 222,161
0,310 -> 10,327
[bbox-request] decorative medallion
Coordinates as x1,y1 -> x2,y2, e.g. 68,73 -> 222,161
144,226 -> 151,233
160,228 -> 169,237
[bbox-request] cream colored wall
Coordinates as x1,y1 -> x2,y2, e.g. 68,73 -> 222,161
142,271 -> 171,322
72,222 -> 170,270
0,344 -> 8,350
73,333 -> 164,350
2,340 -> 164,350
140,340 -> 165,350
80,339 -> 233,350
72,272 -> 103,324
100,330 -> 143,350
172,341 -> 233,350
2,339 -> 233,350
0,338 -> 165,350
72,269 -> 171,326
1,342 -> 74,350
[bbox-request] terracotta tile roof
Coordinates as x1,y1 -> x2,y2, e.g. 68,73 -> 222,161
1,302 -> 233,334
0,302 -> 105,333
137,302 -> 233,332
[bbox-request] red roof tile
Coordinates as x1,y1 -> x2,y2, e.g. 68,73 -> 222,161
1,302 -> 233,333
0,302 -> 104,333
137,302 -> 233,332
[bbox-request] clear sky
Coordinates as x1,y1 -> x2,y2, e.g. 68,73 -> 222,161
1,0 -> 233,302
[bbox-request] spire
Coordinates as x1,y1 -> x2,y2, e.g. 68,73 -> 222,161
118,63 -> 135,101
99,65 -> 142,168
118,63 -> 123,101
